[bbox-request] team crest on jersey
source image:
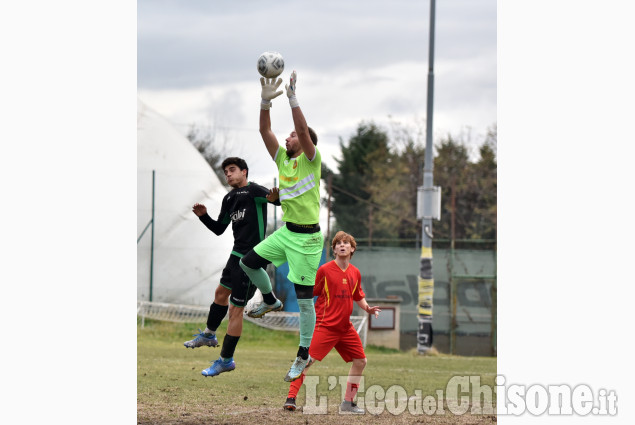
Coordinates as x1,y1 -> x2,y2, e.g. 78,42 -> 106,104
293,160 -> 298,169
342,278 -> 347,284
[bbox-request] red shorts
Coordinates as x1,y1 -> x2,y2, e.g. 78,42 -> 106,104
309,325 -> 365,363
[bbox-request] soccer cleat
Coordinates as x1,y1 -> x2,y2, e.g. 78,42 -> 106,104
202,357 -> 236,377
284,354 -> 311,382
184,328 -> 218,349
339,400 -> 364,414
283,397 -> 297,411
247,299 -> 283,318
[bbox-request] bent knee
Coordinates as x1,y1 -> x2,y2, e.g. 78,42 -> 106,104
241,251 -> 269,270
228,304 -> 244,315
353,357 -> 367,368
215,285 -> 231,300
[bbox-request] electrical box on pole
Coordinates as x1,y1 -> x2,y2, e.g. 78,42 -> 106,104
417,186 -> 442,221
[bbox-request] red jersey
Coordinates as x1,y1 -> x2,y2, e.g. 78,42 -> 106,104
313,260 -> 365,332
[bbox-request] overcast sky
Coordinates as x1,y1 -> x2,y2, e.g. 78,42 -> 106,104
137,0 -> 496,183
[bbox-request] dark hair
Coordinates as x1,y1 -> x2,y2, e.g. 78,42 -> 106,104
308,127 -> 318,146
221,157 -> 249,178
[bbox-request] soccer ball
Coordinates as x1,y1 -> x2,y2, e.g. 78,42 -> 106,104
257,51 -> 284,78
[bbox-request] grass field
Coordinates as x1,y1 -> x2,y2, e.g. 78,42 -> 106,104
138,319 -> 497,424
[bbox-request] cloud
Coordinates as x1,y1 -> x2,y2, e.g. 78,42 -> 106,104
138,0 -> 496,88
137,0 -> 497,181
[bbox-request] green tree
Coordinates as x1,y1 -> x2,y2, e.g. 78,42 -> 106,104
468,125 -> 497,240
326,120 -> 497,246
433,135 -> 471,240
329,122 -> 392,239
432,126 -> 497,242
391,137 -> 426,242
326,121 -> 425,246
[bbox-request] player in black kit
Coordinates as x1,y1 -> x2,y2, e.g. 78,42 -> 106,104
184,157 -> 280,377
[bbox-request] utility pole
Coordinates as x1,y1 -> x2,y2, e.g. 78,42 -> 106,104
450,176 -> 456,354
417,0 -> 436,353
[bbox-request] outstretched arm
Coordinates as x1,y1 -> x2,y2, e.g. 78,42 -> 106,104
260,77 -> 283,159
286,71 -> 316,161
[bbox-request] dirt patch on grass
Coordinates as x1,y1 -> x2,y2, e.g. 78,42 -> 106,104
137,402 -> 497,424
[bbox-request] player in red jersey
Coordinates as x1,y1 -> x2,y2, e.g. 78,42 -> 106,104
282,231 -> 381,414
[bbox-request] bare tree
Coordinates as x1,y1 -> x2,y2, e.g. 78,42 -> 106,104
186,124 -> 228,187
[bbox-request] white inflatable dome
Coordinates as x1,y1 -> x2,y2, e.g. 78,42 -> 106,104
137,99 -> 233,305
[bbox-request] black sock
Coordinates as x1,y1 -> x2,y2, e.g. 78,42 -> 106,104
206,302 -> 228,331
297,346 -> 309,360
262,292 -> 277,305
220,334 -> 241,359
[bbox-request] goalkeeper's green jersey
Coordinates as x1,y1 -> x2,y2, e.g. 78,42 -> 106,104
274,146 -> 321,225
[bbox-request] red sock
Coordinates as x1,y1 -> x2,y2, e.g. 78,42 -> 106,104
345,382 -> 359,402
287,373 -> 306,399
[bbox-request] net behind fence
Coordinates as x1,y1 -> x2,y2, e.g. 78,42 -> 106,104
137,301 -> 368,347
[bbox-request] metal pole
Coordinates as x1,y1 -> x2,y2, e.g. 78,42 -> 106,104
149,170 -> 155,302
491,244 -> 497,356
417,0 -> 436,354
450,177 -> 456,354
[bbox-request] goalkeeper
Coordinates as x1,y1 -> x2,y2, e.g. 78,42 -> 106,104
282,231 -> 381,414
240,70 -> 324,382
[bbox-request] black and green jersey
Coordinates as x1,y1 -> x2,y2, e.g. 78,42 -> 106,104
199,182 -> 273,257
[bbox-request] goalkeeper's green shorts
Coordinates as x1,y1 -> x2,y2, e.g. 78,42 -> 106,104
254,223 -> 323,286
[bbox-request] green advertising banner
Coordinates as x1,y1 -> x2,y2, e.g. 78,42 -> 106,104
351,247 -> 496,337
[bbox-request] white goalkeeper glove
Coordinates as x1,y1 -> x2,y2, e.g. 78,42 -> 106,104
260,77 -> 283,110
285,70 -> 299,108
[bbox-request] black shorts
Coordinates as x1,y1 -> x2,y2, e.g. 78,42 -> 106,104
220,254 -> 257,307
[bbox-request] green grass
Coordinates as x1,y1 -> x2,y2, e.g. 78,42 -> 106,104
138,319 -> 497,424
